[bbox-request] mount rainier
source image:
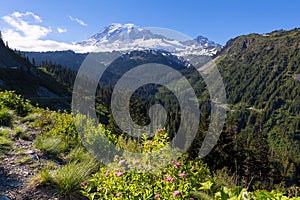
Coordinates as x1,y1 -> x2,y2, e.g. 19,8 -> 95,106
23,24 -> 222,70
75,23 -> 221,56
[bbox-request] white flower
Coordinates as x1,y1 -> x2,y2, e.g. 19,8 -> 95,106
242,191 -> 248,200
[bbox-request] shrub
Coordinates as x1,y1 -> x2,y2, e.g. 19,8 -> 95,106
0,108 -> 13,126
81,130 -> 212,199
0,91 -> 32,116
47,111 -> 78,140
80,127 -> 300,199
192,184 -> 300,200
212,167 -> 237,189
31,108 -> 56,130
34,111 -> 80,157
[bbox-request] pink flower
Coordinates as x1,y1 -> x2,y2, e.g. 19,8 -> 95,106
145,141 -> 151,145
116,193 -> 121,197
116,172 -> 124,177
114,155 -> 119,159
105,173 -> 110,177
134,160 -> 140,165
179,172 -> 186,178
173,161 -> 181,167
80,181 -> 88,186
166,176 -> 175,182
190,198 -> 194,200
119,159 -> 126,166
154,193 -> 161,198
156,128 -> 165,133
173,190 -> 180,196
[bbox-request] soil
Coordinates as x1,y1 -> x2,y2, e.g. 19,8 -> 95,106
0,122 -> 59,200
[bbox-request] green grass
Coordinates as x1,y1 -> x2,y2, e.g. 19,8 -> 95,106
38,159 -> 99,197
33,131 -> 99,197
14,126 -> 31,140
0,128 -> 12,156
66,146 -> 94,163
20,112 -> 41,123
45,160 -> 60,170
17,155 -> 33,165
34,135 -> 69,156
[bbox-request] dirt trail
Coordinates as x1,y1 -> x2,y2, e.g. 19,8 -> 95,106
0,122 -> 58,200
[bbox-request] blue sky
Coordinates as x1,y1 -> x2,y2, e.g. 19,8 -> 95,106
0,0 -> 300,51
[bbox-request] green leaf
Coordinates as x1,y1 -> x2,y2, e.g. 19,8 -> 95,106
220,187 -> 230,200
199,181 -> 213,190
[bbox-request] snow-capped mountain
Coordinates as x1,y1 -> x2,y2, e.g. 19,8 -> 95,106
75,23 -> 221,56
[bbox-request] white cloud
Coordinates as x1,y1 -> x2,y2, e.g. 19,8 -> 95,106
57,27 -> 67,33
2,29 -> 74,52
11,11 -> 42,22
1,11 -> 76,52
2,11 -> 51,40
69,16 -> 88,26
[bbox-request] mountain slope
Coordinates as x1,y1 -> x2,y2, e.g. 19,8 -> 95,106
0,38 -> 32,68
23,50 -> 87,70
204,28 -> 300,187
23,49 -> 190,71
218,28 -> 300,111
0,36 -> 71,110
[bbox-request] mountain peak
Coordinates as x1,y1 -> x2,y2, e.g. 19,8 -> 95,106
111,23 -> 136,28
194,36 -> 221,48
75,23 -> 222,56
109,23 -> 136,28
104,23 -> 138,32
